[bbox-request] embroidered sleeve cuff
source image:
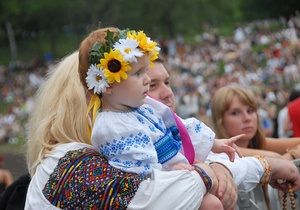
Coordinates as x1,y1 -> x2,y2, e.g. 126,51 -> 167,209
254,155 -> 272,186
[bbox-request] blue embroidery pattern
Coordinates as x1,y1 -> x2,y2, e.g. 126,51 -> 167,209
144,107 -> 154,114
100,132 -> 152,169
136,106 -> 164,132
154,129 -> 181,164
195,123 -> 201,133
137,115 -> 144,124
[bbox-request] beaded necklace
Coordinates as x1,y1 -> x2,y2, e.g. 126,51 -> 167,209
282,182 -> 296,210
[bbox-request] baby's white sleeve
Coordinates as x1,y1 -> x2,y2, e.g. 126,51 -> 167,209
128,169 -> 206,210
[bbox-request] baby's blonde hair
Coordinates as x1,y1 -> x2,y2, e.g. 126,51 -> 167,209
78,27 -> 118,93
27,51 -> 89,176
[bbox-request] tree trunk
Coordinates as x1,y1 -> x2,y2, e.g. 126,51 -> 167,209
6,22 -> 18,63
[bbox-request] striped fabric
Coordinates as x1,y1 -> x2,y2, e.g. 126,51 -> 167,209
43,147 -> 145,209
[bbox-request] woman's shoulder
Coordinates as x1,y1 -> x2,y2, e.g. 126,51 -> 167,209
42,143 -> 145,209
53,142 -> 95,152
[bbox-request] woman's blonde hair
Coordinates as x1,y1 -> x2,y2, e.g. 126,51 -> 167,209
27,51 -> 89,176
211,85 -> 266,149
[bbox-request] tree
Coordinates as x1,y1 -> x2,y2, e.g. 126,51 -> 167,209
239,0 -> 300,21
0,0 -> 22,63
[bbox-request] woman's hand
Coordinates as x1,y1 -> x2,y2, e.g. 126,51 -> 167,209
171,161 -> 238,210
266,157 -> 300,192
284,144 -> 300,160
209,162 -> 237,210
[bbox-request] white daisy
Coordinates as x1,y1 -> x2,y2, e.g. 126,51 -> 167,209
86,64 -> 109,94
113,38 -> 143,63
155,46 -> 161,52
146,37 -> 153,43
149,46 -> 161,56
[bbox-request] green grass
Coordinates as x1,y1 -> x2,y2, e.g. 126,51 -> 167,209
0,137 -> 26,155
0,101 -> 27,155
0,101 -> 7,113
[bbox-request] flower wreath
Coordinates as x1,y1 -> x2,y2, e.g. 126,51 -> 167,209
85,28 -> 160,140
86,29 -> 160,95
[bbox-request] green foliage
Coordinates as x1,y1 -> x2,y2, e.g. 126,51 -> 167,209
239,0 -> 300,20
1,0 -> 300,64
0,0 -> 22,21
89,42 -> 105,65
88,29 -> 130,65
105,30 -> 119,47
0,31 -> 81,65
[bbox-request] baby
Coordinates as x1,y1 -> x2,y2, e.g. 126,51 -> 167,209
85,27 -> 242,210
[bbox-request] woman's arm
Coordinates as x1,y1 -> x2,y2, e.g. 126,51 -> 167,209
128,168 -> 206,210
26,146 -> 208,210
239,147 -> 283,158
207,153 -> 300,193
236,139 -> 300,160
265,137 -> 300,154
207,153 -> 264,191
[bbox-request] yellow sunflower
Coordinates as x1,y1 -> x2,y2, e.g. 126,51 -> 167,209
148,50 -> 159,67
99,49 -> 131,83
128,31 -> 157,52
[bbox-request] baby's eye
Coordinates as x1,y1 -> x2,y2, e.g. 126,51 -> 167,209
230,110 -> 239,116
136,71 -> 141,76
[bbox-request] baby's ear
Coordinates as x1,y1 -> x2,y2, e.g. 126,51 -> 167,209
105,86 -> 113,94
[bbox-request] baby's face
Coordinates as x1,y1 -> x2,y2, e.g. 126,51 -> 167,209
107,55 -> 151,111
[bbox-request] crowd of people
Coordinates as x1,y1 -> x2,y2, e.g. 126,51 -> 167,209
0,64 -> 43,144
1,15 -> 300,144
20,26 -> 300,210
163,15 -> 300,139
0,14 -> 300,209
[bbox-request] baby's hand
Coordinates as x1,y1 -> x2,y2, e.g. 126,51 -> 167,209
212,134 -> 245,162
171,163 -> 194,171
